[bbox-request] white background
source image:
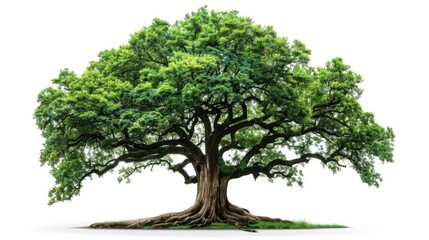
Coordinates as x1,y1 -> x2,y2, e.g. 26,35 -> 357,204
1,0 -> 428,239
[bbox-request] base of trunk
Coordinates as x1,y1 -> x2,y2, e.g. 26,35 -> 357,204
89,203 -> 292,232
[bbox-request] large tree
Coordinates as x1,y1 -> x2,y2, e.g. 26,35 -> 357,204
35,7 -> 394,229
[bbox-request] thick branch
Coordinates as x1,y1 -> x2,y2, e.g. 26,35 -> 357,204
196,107 -> 212,138
169,159 -> 197,184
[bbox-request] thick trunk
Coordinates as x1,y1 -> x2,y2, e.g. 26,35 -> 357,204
193,157 -> 228,220
184,158 -> 259,226
90,156 -> 291,230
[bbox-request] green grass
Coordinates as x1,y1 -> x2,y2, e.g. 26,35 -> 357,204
250,221 -> 347,229
160,221 -> 347,230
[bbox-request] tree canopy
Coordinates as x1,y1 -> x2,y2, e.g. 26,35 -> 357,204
35,7 -> 394,206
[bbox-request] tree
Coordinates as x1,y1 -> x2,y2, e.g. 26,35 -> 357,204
35,7 -> 394,229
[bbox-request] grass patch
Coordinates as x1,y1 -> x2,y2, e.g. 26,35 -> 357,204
250,221 -> 347,229
163,221 -> 347,230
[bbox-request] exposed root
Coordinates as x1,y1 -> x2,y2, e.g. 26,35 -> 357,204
256,215 -> 294,224
89,203 -> 293,232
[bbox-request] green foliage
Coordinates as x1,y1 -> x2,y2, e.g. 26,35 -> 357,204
35,7 -> 394,204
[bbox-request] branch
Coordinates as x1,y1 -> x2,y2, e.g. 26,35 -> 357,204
313,98 -> 341,111
114,135 -> 202,161
119,159 -> 173,182
240,133 -> 288,165
141,45 -> 168,66
222,118 -> 344,168
224,102 -> 248,126
230,152 -> 347,180
267,171 -> 294,179
196,107 -> 212,137
184,115 -> 199,139
219,141 -> 246,157
80,145 -> 192,182
169,159 -> 197,184
213,107 -> 223,128
222,115 -> 271,136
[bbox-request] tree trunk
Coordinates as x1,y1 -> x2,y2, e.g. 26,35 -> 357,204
89,156 -> 291,230
184,157 -> 259,227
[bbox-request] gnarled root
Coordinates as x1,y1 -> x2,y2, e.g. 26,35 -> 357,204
89,203 -> 292,231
